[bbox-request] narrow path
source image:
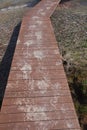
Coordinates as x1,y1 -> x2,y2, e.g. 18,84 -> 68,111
0,0 -> 81,130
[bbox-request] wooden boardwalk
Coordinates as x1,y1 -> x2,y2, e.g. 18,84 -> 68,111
0,0 -> 81,130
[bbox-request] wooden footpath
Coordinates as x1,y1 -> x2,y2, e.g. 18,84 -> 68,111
0,0 -> 81,130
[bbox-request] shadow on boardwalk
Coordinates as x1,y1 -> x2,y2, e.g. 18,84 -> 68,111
0,23 -> 21,109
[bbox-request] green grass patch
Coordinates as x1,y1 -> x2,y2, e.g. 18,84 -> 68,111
79,105 -> 87,114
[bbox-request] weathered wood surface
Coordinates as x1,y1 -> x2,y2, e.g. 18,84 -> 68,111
0,0 -> 81,130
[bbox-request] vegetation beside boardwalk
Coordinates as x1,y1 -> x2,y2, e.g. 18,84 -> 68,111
51,0 -> 87,129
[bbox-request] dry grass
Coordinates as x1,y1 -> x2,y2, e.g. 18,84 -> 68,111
51,0 -> 87,73
51,0 -> 87,129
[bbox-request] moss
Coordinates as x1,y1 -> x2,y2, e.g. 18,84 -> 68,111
81,81 -> 87,95
81,41 -> 87,48
79,105 -> 87,114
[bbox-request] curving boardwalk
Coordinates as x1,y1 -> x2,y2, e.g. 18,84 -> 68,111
0,0 -> 81,130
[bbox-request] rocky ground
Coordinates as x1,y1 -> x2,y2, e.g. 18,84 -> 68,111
0,0 -> 32,9
51,0 -> 87,129
0,7 -> 29,62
